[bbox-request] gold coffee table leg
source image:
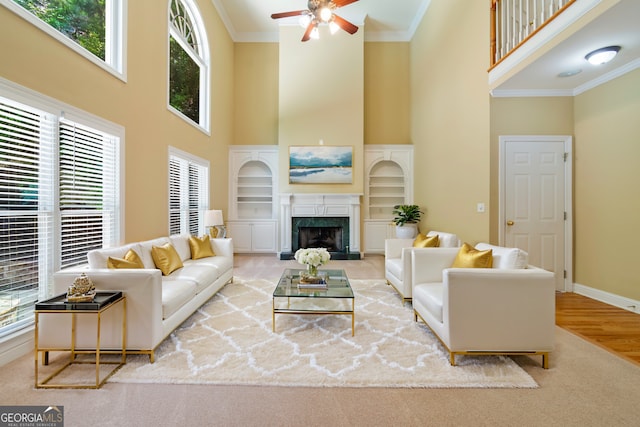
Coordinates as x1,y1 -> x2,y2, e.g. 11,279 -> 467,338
351,299 -> 355,336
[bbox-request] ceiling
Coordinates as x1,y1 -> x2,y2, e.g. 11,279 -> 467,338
490,0 -> 640,96
210,0 -> 640,96
210,0 -> 431,42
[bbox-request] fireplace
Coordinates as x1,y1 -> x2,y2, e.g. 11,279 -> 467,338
279,193 -> 362,260
292,217 -> 349,253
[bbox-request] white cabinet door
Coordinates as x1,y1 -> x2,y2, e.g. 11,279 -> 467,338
364,220 -> 395,253
226,222 -> 252,252
226,221 -> 277,253
252,222 -> 277,252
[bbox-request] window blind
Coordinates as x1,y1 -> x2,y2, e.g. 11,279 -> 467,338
0,91 -> 121,338
168,151 -> 208,236
59,120 -> 119,269
0,99 -> 55,335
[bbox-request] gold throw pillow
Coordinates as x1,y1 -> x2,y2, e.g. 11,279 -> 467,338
413,233 -> 439,248
451,243 -> 493,268
107,249 -> 144,269
189,235 -> 215,260
151,243 -> 184,275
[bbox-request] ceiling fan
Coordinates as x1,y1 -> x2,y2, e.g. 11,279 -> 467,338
271,0 -> 359,42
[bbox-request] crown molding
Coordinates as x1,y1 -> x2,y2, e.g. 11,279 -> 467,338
491,58 -> 640,98
573,58 -> 640,95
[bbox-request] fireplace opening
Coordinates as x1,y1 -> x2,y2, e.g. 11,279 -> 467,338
298,226 -> 343,252
291,217 -> 350,255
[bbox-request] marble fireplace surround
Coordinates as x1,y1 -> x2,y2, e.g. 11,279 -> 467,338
279,193 -> 362,260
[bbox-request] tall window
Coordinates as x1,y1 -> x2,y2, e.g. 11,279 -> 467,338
168,0 -> 209,131
168,148 -> 208,236
58,120 -> 119,268
0,84 -> 121,337
3,0 -> 125,77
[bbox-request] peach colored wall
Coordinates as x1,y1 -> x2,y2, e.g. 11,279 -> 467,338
409,0 -> 490,244
364,42 -> 411,145
277,25 -> 364,195
0,0 -> 234,242
234,43 -> 279,146
232,41 -> 411,150
573,69 -> 640,300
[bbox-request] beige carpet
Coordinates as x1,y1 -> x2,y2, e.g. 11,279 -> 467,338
110,278 -> 537,388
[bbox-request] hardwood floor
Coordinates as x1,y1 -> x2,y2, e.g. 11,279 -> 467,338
556,292 -> 640,366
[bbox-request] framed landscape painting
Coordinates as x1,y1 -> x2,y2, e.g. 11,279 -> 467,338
289,146 -> 353,184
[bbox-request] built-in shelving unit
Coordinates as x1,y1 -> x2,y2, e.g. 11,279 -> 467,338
368,161 -> 405,219
363,145 -> 414,253
236,161 -> 273,219
228,146 -> 278,253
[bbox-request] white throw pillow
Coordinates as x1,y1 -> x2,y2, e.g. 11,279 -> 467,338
474,243 -> 528,269
427,231 -> 460,248
87,244 -> 141,269
170,234 -> 192,261
138,237 -> 171,269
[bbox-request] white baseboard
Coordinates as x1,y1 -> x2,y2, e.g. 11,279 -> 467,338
573,283 -> 640,314
0,327 -> 34,367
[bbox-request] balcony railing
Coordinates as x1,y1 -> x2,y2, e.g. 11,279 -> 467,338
490,0 -> 577,68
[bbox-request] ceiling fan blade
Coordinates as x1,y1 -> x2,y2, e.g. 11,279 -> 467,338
332,14 -> 358,35
301,22 -> 315,42
333,0 -> 359,8
271,10 -> 308,20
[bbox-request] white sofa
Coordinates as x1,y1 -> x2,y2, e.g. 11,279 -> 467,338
38,235 -> 234,363
411,243 -> 555,368
385,231 -> 460,302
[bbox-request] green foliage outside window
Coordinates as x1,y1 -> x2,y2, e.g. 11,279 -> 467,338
169,36 -> 200,123
14,0 -> 106,60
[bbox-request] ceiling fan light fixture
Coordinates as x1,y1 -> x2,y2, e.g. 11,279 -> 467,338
320,7 -> 332,22
585,45 -> 621,65
329,20 -> 340,34
310,25 -> 320,40
271,0 -> 359,42
299,15 -> 311,28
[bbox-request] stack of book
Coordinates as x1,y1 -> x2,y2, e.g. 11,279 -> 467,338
297,282 -> 328,290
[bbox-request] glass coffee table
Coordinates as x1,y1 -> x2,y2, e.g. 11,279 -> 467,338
272,268 -> 355,336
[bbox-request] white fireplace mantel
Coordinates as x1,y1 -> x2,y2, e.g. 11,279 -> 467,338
279,193 -> 362,256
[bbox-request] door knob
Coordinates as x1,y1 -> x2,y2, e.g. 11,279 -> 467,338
506,220 -> 514,226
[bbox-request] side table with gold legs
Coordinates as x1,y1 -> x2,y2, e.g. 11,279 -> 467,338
34,291 -> 126,389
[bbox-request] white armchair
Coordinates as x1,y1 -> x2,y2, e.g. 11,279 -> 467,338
384,231 -> 460,302
411,245 -> 555,368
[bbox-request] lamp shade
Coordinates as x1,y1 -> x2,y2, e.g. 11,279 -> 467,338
204,210 -> 224,227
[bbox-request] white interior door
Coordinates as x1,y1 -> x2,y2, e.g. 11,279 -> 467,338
499,136 -> 573,292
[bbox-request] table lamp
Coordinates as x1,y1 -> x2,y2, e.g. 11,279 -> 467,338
204,209 -> 226,238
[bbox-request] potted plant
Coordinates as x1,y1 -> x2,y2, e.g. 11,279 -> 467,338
392,204 -> 424,238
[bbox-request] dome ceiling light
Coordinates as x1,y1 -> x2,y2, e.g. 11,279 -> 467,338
585,46 -> 621,65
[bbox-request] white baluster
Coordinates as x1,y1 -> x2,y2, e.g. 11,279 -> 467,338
519,0 -> 523,43
501,0 -> 506,58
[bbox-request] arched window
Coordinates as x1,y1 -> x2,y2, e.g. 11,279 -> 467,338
168,0 -> 209,131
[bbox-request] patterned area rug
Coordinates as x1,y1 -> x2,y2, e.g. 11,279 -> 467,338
110,278 -> 538,388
